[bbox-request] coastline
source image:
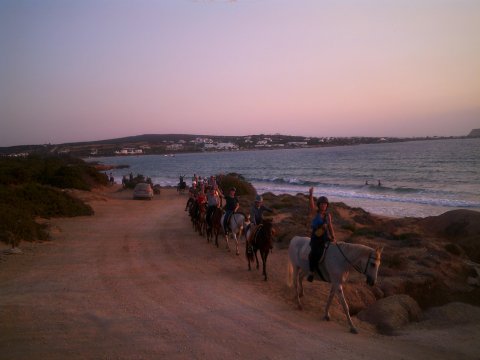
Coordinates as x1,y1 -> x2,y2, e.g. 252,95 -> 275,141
90,138 -> 480,219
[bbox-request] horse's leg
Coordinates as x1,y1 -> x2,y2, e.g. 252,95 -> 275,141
336,284 -> 358,334
234,233 -> 239,255
298,270 -> 305,298
225,233 -> 230,251
293,265 -> 303,310
324,285 -> 336,321
246,243 -> 252,271
262,251 -> 268,281
254,250 -> 259,270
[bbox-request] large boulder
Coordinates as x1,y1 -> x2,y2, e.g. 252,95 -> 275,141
420,210 -> 480,262
343,284 -> 378,315
418,302 -> 480,329
357,294 -> 421,335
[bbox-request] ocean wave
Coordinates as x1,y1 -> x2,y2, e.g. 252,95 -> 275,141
250,176 -> 319,187
253,183 -> 480,209
249,177 -> 427,194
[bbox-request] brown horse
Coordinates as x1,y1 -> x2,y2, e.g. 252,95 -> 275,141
245,219 -> 274,281
196,203 -> 207,236
207,208 -> 223,247
188,201 -> 198,230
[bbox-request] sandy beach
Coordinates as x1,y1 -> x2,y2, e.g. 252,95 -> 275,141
1,187 -> 479,359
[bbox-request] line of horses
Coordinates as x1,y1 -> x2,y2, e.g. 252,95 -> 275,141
185,197 -> 383,334
186,200 -> 274,281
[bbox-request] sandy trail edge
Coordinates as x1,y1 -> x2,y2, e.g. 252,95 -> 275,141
0,188 -> 478,359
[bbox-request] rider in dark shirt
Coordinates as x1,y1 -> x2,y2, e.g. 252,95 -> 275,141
247,194 -> 273,243
223,187 -> 239,234
307,187 -> 336,282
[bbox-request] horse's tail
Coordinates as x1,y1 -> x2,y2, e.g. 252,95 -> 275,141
286,256 -> 294,288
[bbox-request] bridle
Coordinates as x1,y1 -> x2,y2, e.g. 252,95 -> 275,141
337,244 -> 377,275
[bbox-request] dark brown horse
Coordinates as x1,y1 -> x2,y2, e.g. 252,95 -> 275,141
207,208 -> 223,247
196,203 -> 207,236
245,219 -> 274,281
188,201 -> 198,230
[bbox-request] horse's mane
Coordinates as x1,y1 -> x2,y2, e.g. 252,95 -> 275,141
335,241 -> 376,258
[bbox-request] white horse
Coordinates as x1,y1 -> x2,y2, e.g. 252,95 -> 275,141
221,213 -> 246,255
287,236 -> 383,334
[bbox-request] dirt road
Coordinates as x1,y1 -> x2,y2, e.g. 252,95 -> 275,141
1,188 -> 477,359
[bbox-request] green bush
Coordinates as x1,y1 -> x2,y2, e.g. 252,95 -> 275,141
0,183 -> 93,245
0,155 -> 103,247
0,155 -> 109,189
0,205 -> 49,246
216,173 -> 256,197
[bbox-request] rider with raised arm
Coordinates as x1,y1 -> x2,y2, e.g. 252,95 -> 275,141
307,187 -> 336,282
223,187 -> 239,235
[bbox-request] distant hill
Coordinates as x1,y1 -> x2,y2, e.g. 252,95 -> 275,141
468,129 -> 480,137
0,133 -> 465,157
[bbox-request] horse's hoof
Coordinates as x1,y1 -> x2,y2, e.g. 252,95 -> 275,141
350,328 -> 359,334
297,304 -> 303,311
236,252 -> 240,256
324,315 -> 330,321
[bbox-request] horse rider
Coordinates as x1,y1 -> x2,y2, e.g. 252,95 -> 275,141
179,174 -> 186,188
223,187 -> 239,235
185,181 -> 198,211
208,175 -> 218,190
196,186 -> 207,218
206,186 -> 222,227
247,195 -> 273,239
307,187 -> 336,282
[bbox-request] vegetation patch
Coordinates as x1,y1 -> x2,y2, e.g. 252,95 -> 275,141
0,155 -> 104,248
217,173 -> 256,197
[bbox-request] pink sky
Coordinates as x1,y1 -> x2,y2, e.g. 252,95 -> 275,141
1,0 -> 479,146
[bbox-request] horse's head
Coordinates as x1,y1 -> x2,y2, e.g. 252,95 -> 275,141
365,247 -> 383,286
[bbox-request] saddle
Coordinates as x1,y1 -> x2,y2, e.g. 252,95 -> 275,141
308,242 -> 331,283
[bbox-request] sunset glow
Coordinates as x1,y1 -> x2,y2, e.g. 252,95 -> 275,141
1,0 -> 479,146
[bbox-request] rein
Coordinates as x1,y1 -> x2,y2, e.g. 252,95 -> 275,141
336,244 -> 375,275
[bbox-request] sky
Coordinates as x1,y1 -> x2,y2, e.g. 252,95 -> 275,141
1,0 -> 479,147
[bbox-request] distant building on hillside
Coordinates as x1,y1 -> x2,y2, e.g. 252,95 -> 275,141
166,144 -> 184,151
204,142 -> 238,151
115,148 -> 143,155
286,141 -> 308,147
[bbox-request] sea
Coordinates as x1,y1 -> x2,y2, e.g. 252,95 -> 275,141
91,138 -> 480,218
